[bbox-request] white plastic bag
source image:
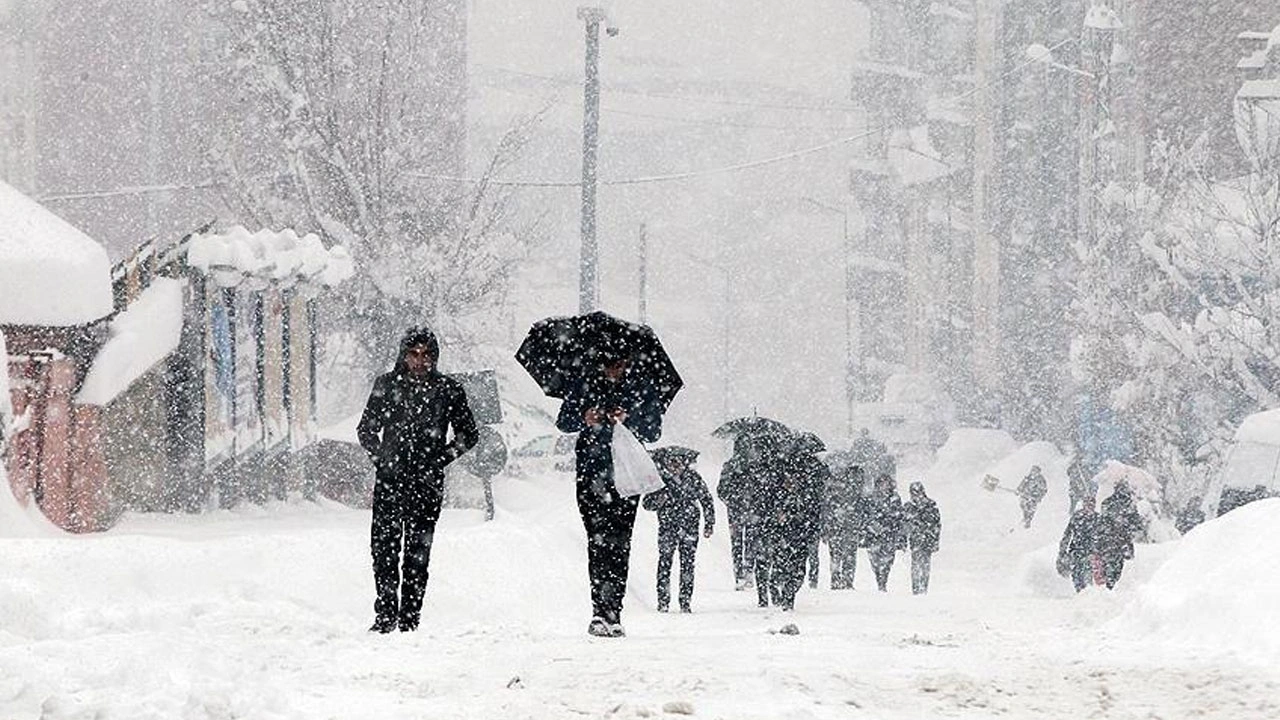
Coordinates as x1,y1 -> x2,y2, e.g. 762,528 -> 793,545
611,425 -> 664,497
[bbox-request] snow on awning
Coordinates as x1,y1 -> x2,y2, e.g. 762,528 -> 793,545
76,278 -> 185,407
187,225 -> 354,293
0,178 -> 113,327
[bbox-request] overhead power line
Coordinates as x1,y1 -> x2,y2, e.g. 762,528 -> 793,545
486,84 -> 863,132
475,63 -> 860,113
417,37 -> 1074,189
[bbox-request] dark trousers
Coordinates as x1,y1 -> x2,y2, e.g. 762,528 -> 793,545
371,479 -> 442,629
578,489 -> 639,624
869,544 -> 896,592
756,532 -> 808,610
828,534 -> 859,589
727,506 -> 753,582
910,548 -> 933,595
656,524 -> 698,610
1071,556 -> 1095,592
1101,556 -> 1125,589
1020,499 -> 1039,528
805,539 -> 821,588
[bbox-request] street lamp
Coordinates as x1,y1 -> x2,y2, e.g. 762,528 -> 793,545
801,196 -> 858,440
577,6 -> 618,314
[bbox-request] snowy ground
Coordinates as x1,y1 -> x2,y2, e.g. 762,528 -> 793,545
3,453 -> 1280,719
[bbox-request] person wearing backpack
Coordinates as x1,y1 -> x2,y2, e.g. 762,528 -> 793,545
643,449 -> 715,613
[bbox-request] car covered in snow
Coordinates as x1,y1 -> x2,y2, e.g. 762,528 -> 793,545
1207,408 -> 1280,517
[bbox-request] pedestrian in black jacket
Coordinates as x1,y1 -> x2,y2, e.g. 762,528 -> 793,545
864,474 -> 905,592
718,435 -> 767,590
643,452 -> 714,613
357,327 -> 479,633
754,437 -> 824,610
1017,465 -> 1048,529
824,465 -> 870,590
555,348 -> 664,638
1058,494 -> 1100,592
903,482 -> 941,595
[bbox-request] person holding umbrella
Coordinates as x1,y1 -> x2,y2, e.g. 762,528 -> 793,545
713,415 -> 788,590
357,327 -> 479,633
753,432 -> 824,611
642,446 -> 715,613
517,312 -> 682,638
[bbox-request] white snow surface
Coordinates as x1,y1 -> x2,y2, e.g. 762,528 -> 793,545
0,178 -> 113,326
1233,407 -> 1280,445
1,431 -> 1278,718
76,278 -> 185,406
1122,499 -> 1280,666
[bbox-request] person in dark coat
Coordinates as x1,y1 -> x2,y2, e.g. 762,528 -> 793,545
903,481 -> 941,595
824,464 -> 870,590
1095,504 -> 1135,589
863,474 -> 905,592
642,451 -> 715,613
1101,480 -> 1144,542
358,327 -> 479,633
1175,496 -> 1205,535
1017,465 -> 1049,528
1057,494 -> 1100,592
555,346 -> 664,638
718,435 -> 765,590
753,435 -> 824,610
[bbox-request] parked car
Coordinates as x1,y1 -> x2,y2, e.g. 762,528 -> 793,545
1207,408 -> 1280,517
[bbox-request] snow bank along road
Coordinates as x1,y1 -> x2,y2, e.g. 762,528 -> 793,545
1,471 -> 1278,720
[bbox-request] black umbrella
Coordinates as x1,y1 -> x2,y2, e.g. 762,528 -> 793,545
515,311 -> 683,410
712,415 -> 789,439
650,445 -> 700,467
792,431 -> 826,455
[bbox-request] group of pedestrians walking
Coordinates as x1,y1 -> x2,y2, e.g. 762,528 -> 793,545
1057,480 -> 1144,591
355,319 -> 941,638
716,430 -> 942,608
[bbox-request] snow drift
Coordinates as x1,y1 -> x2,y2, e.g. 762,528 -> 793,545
1122,499 -> 1280,665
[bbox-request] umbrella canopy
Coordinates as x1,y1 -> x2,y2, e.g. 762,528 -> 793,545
791,431 -> 826,455
515,311 -> 683,410
650,445 -> 700,467
712,415 -> 789,439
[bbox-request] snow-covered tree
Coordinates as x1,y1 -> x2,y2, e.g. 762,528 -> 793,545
206,0 -> 544,384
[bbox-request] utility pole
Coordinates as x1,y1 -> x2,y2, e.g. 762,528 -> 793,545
972,0 -> 1002,420
577,6 -> 615,314
637,222 -> 648,324
841,205 -> 857,439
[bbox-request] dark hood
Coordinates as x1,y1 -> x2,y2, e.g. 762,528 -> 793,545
394,326 -> 440,375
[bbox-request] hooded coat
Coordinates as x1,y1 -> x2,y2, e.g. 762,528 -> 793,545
357,328 -> 480,513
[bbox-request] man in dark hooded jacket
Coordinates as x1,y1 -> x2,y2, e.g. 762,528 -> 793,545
903,481 -> 941,595
1058,494 -> 1100,592
863,474 -> 905,592
358,327 -> 479,633
643,450 -> 714,613
556,348 -> 663,638
1017,465 -> 1048,529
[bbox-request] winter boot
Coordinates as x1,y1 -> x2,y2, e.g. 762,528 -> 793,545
588,617 -> 612,637
369,616 -> 397,634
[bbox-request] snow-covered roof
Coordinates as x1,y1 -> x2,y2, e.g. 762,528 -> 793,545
76,278 -> 185,406
187,226 -> 354,292
0,178 -> 113,327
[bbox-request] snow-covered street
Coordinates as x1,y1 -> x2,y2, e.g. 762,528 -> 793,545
4,462 -> 1278,720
